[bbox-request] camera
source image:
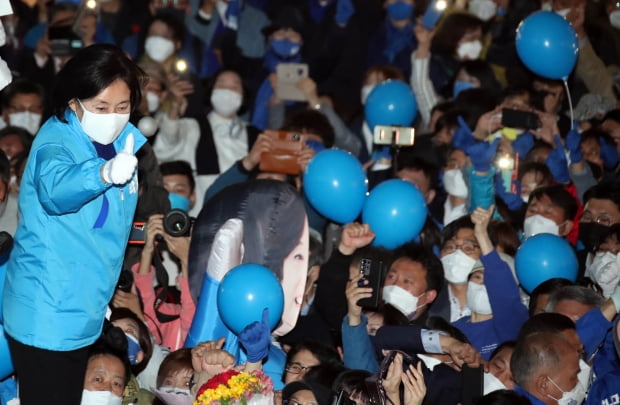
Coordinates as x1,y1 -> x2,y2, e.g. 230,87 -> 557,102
116,269 -> 134,293
163,209 -> 193,237
48,25 -> 83,57
127,209 -> 193,245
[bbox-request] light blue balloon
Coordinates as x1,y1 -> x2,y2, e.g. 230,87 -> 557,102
362,179 -> 427,249
364,80 -> 417,133
516,11 -> 579,80
217,264 -> 284,334
515,233 -> 578,293
303,149 -> 368,224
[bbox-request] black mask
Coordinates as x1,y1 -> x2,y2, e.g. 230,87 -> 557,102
578,222 -> 610,252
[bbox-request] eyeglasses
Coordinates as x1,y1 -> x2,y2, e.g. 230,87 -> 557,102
581,212 -> 613,227
285,362 -> 315,375
284,399 -> 318,405
441,240 -> 480,255
8,104 -> 42,114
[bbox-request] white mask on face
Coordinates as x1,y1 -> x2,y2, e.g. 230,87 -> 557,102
547,377 -> 586,405
483,371 -> 507,395
382,285 -> 425,319
154,387 -> 194,405
210,88 -> 242,117
145,36 -> 175,63
77,99 -> 130,145
441,249 -> 476,284
610,10 -> 620,30
523,214 -> 559,239
80,389 -> 123,405
555,8 -> 571,18
577,359 -> 592,391
443,168 -> 469,199
457,40 -> 482,60
146,91 -> 160,113
588,251 -> 620,298
467,281 -> 492,315
468,0 -> 498,21
361,84 -> 375,105
8,111 -> 41,135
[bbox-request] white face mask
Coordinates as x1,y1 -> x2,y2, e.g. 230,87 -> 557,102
361,84 -> 375,105
483,371 -> 507,395
468,0 -> 497,21
523,214 -> 559,239
154,387 -> 194,405
80,389 -> 123,405
77,100 -> 130,145
547,377 -> 586,405
588,251 -> 620,298
8,111 -> 41,135
145,36 -> 175,63
210,88 -> 242,118
382,285 -> 425,319
443,168 -> 468,199
610,10 -> 620,30
441,249 -> 476,284
467,281 -> 492,315
457,40 -> 482,60
555,8 -> 571,18
146,91 -> 160,113
541,2 -> 552,11
577,359 -> 592,391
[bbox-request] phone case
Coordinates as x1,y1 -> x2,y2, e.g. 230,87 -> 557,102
357,258 -> 384,309
259,130 -> 304,175
501,109 -> 541,129
373,125 -> 416,146
276,63 -> 309,102
422,0 -> 445,30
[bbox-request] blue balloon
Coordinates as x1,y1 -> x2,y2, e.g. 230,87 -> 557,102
365,80 -> 417,133
0,325 -> 13,380
303,149 -> 368,224
217,264 -> 284,334
362,179 -> 427,249
516,11 -> 578,80
515,233 -> 578,293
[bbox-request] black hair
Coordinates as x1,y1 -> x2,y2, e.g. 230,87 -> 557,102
146,12 -> 185,45
51,44 -> 146,122
1,78 -> 45,108
440,215 -> 498,248
89,327 -> 132,386
0,150 -> 9,184
583,181 -> 620,214
332,369 -> 372,394
308,233 -> 324,269
282,109 -> 335,148
517,162 -> 553,186
528,277 -> 574,316
395,151 -> 440,191
205,69 -> 250,116
454,88 -> 501,132
518,313 -> 575,342
458,60 -> 500,92
528,185 -> 578,222
432,12 -> 484,56
0,126 -> 34,155
159,160 -> 196,193
392,242 -> 444,293
285,339 -> 343,378
475,389 -> 532,405
488,220 -> 520,257
489,340 -> 516,361
109,307 -> 154,375
603,108 -> 620,124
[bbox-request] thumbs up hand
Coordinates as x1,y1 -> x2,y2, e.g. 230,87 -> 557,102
101,133 -> 138,185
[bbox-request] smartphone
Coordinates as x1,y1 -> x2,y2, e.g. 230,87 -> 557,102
259,130 -> 304,175
48,25 -> 83,57
501,108 -> 541,130
128,222 -> 146,245
173,58 -> 191,81
373,125 -> 415,146
357,258 -> 384,309
72,0 -> 98,38
422,0 -> 448,30
494,153 -> 515,171
276,63 -> 309,102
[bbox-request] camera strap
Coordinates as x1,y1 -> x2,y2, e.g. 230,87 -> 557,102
152,247 -> 181,324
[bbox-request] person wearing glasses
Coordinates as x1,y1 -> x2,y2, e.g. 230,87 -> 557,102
283,341 -> 342,385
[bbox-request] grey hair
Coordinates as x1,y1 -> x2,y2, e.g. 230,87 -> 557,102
510,332 -> 567,388
545,285 -> 605,312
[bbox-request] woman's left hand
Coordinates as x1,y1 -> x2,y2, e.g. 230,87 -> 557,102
382,352 -> 403,405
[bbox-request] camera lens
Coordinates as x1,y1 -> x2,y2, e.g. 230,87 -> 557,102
163,209 -> 191,237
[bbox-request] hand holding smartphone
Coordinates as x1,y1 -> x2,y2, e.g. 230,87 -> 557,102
258,130 -> 305,175
276,63 -> 309,101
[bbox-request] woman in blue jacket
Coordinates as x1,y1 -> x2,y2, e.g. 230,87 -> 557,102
2,44 -> 147,404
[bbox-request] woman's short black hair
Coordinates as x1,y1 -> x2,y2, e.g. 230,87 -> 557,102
432,12 -> 484,56
0,126 -> 34,154
109,307 -> 153,376
51,44 -> 146,122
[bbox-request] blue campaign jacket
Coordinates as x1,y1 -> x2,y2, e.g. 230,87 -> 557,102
2,109 -> 145,351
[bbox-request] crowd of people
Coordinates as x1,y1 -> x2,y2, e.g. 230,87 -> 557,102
0,0 -> 619,404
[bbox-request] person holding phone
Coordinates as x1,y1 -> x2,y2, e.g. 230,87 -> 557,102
2,44 -> 146,404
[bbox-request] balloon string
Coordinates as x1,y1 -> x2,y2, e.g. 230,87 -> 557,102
563,79 -> 574,125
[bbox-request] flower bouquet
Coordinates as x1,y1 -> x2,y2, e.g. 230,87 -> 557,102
194,369 -> 274,405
